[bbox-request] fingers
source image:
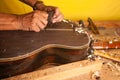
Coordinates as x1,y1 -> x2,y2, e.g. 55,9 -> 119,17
39,6 -> 64,23
20,7 -> 64,32
31,8 -> 64,32
52,8 -> 64,23
31,25 -> 40,32
30,10 -> 48,32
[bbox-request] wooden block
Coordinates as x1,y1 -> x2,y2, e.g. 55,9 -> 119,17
3,60 -> 103,80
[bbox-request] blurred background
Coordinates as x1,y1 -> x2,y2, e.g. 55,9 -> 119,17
0,0 -> 120,21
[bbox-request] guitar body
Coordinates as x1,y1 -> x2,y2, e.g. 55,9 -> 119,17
0,21 -> 90,79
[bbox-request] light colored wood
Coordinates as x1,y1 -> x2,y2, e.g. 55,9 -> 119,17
94,49 -> 120,62
4,60 -> 103,80
84,20 -> 120,28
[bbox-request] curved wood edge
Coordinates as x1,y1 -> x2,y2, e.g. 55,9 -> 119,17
0,42 -> 90,62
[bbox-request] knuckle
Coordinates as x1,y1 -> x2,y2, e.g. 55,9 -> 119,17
42,11 -> 48,17
40,26 -> 45,30
35,29 -> 40,32
31,21 -> 35,26
33,13 -> 37,18
44,20 -> 48,24
33,10 -> 39,17
33,27 -> 40,32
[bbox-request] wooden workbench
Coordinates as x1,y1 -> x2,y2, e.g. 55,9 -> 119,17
2,20 -> 120,80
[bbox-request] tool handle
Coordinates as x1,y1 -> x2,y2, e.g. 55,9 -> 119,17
88,18 -> 99,34
47,10 -> 55,27
93,41 -> 120,50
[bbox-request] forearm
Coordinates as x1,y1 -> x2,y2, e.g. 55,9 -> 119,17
0,13 -> 20,30
19,0 -> 45,10
20,0 -> 39,7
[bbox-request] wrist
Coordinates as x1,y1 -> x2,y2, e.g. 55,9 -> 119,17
19,0 -> 37,7
16,15 -> 24,30
33,1 -> 45,10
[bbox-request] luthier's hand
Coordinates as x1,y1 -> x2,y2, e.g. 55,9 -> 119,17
51,7 -> 64,23
33,2 -> 64,23
20,0 -> 64,23
18,10 -> 48,32
35,6 -> 64,23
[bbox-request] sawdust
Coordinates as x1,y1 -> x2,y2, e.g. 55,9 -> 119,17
89,27 -> 120,80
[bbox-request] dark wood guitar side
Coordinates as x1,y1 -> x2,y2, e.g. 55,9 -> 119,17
0,21 -> 90,62
0,21 -> 90,79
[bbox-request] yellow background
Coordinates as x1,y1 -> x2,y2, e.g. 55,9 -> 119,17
0,0 -> 120,20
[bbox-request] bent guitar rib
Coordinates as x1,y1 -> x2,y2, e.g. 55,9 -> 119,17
0,21 -> 90,62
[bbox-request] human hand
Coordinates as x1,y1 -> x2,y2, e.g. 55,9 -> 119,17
19,0 -> 64,23
43,6 -> 64,23
34,3 -> 64,23
51,7 -> 64,23
17,10 -> 48,32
